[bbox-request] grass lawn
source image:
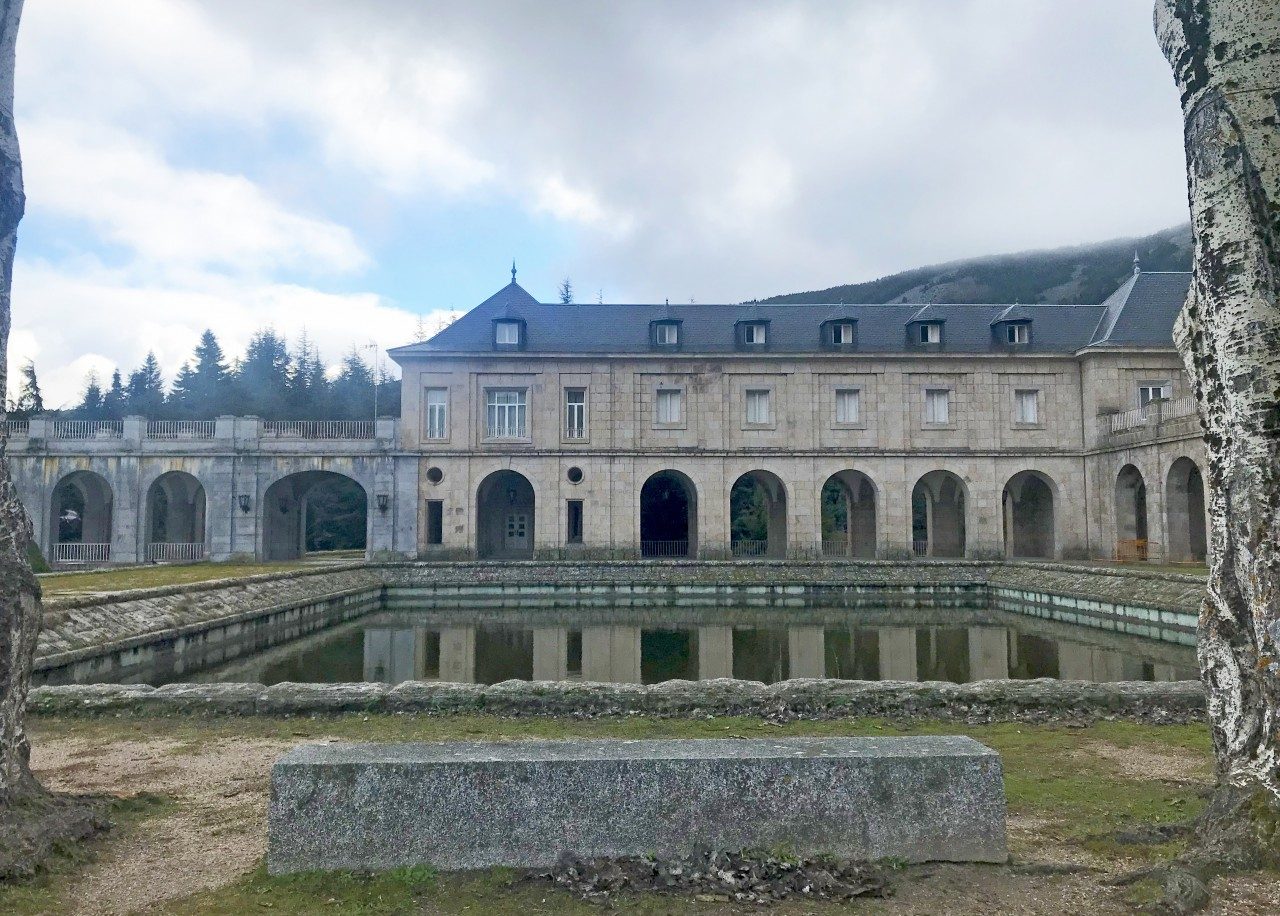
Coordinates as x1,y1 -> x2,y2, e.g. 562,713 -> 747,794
37,561 -> 325,596
1,713 -> 1256,915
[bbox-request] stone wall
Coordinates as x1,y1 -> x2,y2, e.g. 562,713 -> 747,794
33,560 -> 1205,687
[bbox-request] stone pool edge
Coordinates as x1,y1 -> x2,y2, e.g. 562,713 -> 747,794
27,677 -> 1205,723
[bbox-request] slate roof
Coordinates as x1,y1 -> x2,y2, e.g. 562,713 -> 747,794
389,271 -> 1191,360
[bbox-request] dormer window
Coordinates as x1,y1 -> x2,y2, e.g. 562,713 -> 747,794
1005,323 -> 1030,345
823,319 -> 858,350
918,322 -> 942,345
493,319 -> 526,350
650,320 -> 681,349
737,320 -> 769,349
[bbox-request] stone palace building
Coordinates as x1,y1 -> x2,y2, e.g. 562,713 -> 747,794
10,264 -> 1209,567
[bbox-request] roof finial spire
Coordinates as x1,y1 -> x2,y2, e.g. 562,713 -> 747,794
511,259 -> 518,283
1133,250 -> 1141,276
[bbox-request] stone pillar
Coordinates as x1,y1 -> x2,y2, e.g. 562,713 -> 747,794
697,626 -> 734,680
878,627 -> 918,681
1057,642 -> 1130,682
368,455 -> 398,559
788,626 -> 826,679
967,627 -> 1009,681
582,626 -> 641,683
532,627 -> 569,681
122,415 -> 146,445
439,627 -> 476,683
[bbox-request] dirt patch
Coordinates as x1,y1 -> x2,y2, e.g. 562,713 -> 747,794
30,735 -> 292,915
1077,740 -> 1213,784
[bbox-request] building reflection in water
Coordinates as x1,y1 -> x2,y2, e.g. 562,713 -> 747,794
357,623 -> 1195,686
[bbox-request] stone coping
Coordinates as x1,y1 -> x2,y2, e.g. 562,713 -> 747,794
27,677 -> 1206,723
39,558 -> 1207,612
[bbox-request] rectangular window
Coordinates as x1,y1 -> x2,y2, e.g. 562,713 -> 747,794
426,500 -> 444,546
564,388 -> 586,439
656,388 -> 683,424
1007,324 -> 1030,344
495,321 -> 521,345
1138,383 -> 1171,407
832,322 -> 855,345
919,323 -> 941,344
654,323 -> 678,345
834,388 -> 861,424
424,388 -> 448,439
744,323 -> 767,345
485,388 -> 528,438
745,388 -> 772,424
566,499 -> 584,544
1014,389 -> 1039,424
924,388 -> 950,424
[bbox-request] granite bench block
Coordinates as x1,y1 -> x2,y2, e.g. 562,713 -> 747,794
268,736 -> 1007,873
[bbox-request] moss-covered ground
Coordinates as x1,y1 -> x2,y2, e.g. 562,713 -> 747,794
1,713 -> 1254,915
37,561 -> 324,595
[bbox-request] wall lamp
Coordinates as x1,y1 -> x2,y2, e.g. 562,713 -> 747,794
376,494 -> 390,514
237,494 -> 251,513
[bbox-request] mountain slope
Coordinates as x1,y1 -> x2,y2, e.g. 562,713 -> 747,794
759,224 -> 1192,305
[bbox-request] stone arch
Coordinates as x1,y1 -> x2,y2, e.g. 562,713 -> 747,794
730,470 -> 788,558
911,470 -> 967,558
820,470 -> 878,558
1114,463 -> 1150,560
1165,457 -> 1207,563
1002,470 -> 1057,559
639,470 -> 698,558
50,470 -> 114,564
476,470 -> 535,559
144,471 -> 208,562
263,470 -> 368,561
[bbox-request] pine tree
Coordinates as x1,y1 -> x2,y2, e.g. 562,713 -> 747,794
124,352 -> 165,417
234,328 -> 291,417
13,360 -> 43,417
330,349 -> 374,420
558,277 -> 574,304
76,372 -> 105,419
174,329 -> 231,417
288,332 -> 330,419
103,370 -> 125,420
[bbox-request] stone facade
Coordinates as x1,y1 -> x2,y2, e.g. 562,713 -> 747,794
6,273 -> 1209,567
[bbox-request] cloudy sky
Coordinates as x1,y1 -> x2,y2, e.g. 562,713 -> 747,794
13,0 -> 1188,406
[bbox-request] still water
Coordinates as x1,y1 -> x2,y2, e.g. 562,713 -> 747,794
196,606 -> 1198,687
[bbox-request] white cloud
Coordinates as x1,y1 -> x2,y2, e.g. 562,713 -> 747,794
23,119 -> 368,276
11,258 -> 447,406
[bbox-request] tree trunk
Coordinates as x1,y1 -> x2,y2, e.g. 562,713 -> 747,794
0,0 -> 37,808
1156,0 -> 1280,858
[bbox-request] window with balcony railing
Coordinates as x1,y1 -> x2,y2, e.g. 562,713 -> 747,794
564,388 -> 586,439
486,389 -> 528,439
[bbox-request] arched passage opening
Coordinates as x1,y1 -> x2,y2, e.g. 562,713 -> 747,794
911,471 -> 967,558
1114,464 -> 1150,560
821,471 -> 877,558
263,471 -> 368,561
145,471 -> 208,562
1002,471 -> 1056,559
730,470 -> 788,558
639,470 -> 697,558
476,470 -> 535,559
1166,457 -> 1207,563
50,470 -> 113,565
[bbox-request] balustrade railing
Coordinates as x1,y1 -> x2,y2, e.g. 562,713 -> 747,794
262,420 -> 376,440
147,420 -> 216,439
1100,397 -> 1198,438
3,419 -> 28,438
730,539 -> 769,558
639,540 -> 690,558
912,540 -> 930,557
54,542 -> 110,565
51,420 -> 123,440
145,542 -> 206,563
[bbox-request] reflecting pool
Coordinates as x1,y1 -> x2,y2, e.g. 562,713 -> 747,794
192,605 -> 1198,687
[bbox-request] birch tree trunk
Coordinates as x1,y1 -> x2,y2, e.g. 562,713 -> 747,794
1156,0 -> 1280,861
0,0 -> 37,808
